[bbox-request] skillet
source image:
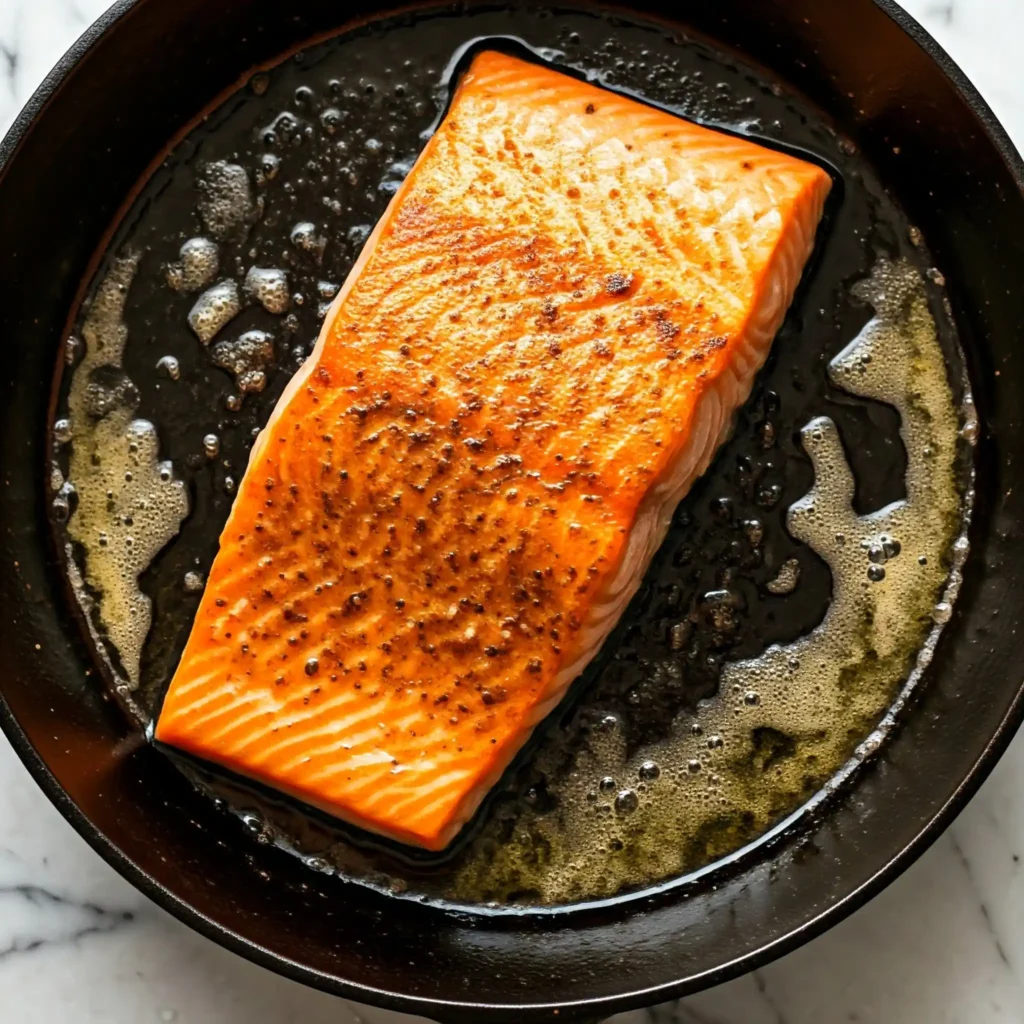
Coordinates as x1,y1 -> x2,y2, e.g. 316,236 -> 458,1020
0,1 -> 1022,1020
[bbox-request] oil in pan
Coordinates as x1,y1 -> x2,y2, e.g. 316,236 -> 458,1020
49,5 -> 973,908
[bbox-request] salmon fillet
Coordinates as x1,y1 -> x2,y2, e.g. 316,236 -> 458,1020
155,51 -> 831,851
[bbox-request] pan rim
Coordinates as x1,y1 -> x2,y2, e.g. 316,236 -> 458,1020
1,0 -> 1023,1019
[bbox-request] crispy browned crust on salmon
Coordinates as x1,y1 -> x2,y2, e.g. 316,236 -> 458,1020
155,51 -> 831,850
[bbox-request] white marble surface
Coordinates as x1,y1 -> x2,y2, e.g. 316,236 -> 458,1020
1,1 -> 1022,1022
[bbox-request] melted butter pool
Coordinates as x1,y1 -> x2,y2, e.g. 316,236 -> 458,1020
59,255 -> 189,695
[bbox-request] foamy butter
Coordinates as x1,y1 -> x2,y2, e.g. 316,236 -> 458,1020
452,258 -> 965,903
63,255 -> 189,688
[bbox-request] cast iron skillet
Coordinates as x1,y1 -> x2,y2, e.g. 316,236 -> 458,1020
0,1 -> 1022,1021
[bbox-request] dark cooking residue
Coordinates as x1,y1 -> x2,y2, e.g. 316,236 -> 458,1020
50,5 -> 970,907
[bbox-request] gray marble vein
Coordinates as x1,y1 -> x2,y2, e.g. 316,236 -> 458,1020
0,8 -> 21,103
751,972 -> 788,1024
950,834 -> 1014,971
926,3 -> 956,25
0,882 -> 135,959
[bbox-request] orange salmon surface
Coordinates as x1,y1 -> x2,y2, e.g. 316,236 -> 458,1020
155,51 -> 832,850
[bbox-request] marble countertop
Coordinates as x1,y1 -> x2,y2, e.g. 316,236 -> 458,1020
1,2 -> 1022,1022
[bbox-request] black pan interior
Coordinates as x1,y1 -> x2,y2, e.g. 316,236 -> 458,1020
0,1 -> 1022,1021
49,3 -> 964,908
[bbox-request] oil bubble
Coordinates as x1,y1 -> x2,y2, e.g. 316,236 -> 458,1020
614,790 -> 638,815
346,223 -> 371,247
65,335 -> 83,366
53,418 -> 73,445
211,330 -> 274,395
766,557 -> 800,595
184,571 -> 205,593
83,366 -> 140,420
961,394 -> 979,446
245,266 -> 291,315
239,370 -> 267,393
290,221 -> 327,262
197,161 -> 258,241
669,621 -> 689,650
256,153 -> 280,186
166,237 -> 219,293
188,280 -> 241,345
51,492 -> 71,523
743,519 -> 764,546
155,355 -> 181,380
320,107 -> 344,134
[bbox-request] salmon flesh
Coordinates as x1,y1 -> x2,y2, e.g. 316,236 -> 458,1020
155,51 -> 832,851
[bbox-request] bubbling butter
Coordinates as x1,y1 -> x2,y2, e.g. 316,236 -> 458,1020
61,255 -> 190,689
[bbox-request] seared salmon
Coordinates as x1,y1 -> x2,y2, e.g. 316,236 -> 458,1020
155,51 -> 831,850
